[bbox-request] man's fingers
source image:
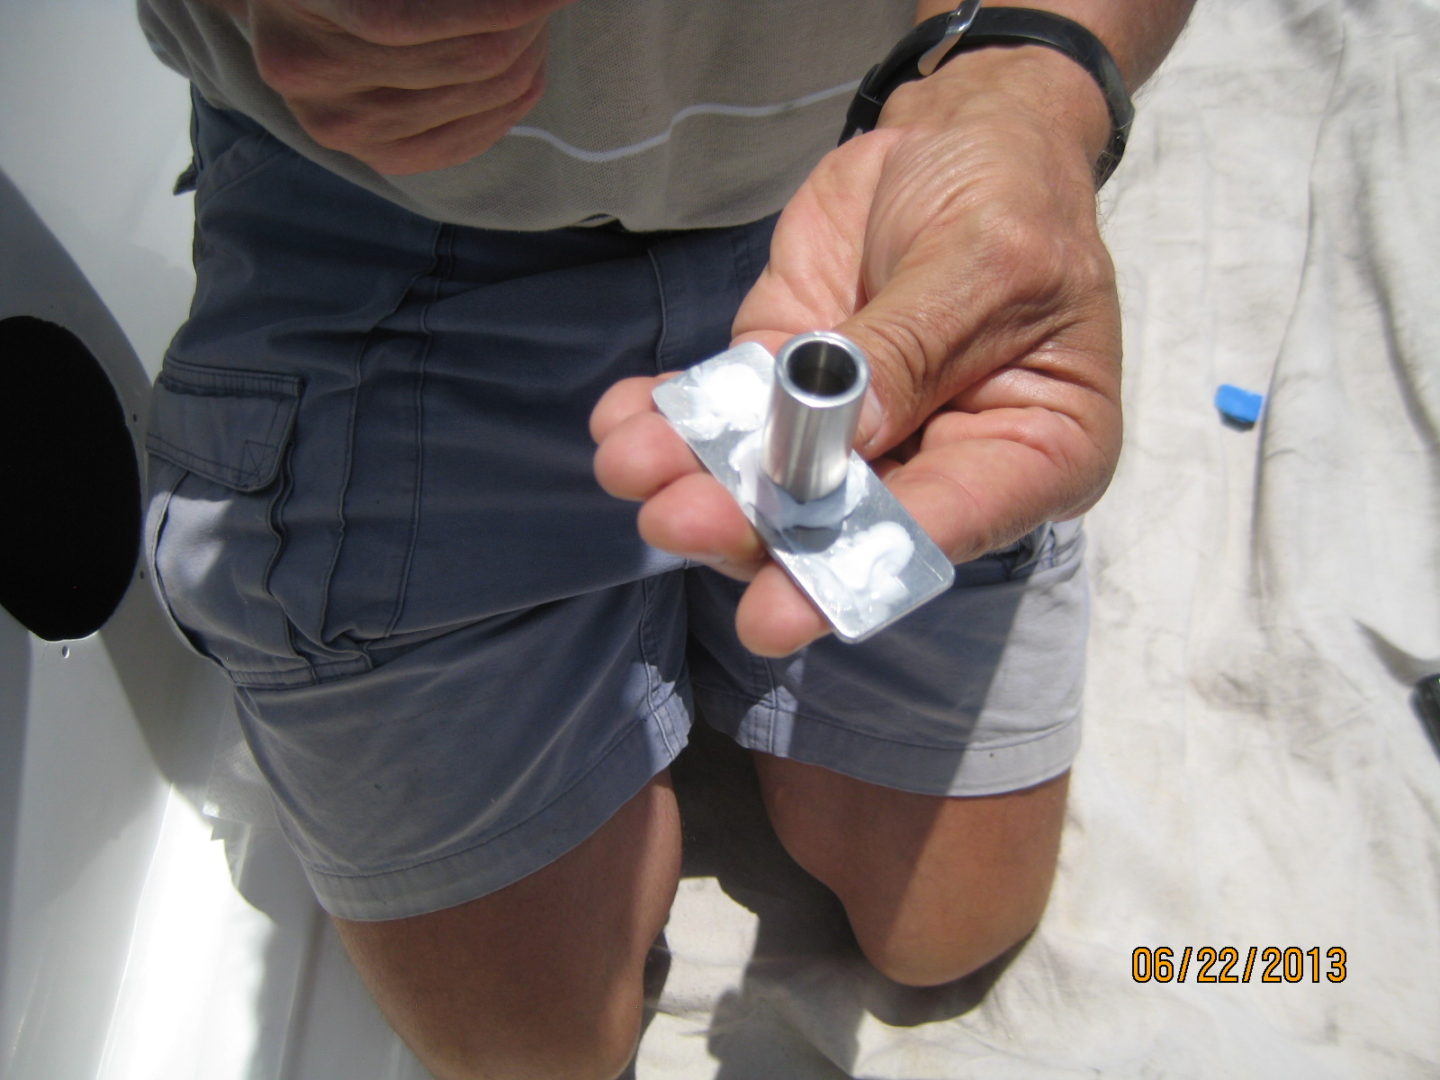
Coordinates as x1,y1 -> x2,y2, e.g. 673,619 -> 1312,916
734,565 -> 832,657
333,88 -> 544,172
245,0 -> 574,171
592,375 -> 768,574
589,375 -> 664,443
635,472 -> 767,575
302,0 -> 576,46
883,404 -> 1117,564
592,375 -> 701,500
256,15 -> 547,95
287,49 -> 545,153
592,409 -> 700,501
590,356 -> 1111,659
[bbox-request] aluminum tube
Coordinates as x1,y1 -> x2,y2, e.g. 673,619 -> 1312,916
762,332 -> 870,503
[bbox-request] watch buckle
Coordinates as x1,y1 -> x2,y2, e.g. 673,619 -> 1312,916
917,0 -> 983,77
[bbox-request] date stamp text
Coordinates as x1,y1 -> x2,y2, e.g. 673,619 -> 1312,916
1131,946 -> 1347,984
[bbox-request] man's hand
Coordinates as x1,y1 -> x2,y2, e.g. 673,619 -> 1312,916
218,0 -> 576,174
593,46 -> 1125,657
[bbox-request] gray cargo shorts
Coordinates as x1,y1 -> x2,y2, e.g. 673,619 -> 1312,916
144,95 -> 1088,920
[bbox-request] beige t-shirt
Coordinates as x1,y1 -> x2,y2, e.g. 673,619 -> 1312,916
138,1 -> 914,231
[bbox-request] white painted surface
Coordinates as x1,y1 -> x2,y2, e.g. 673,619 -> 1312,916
0,6 -> 263,1079
3,3 -> 1437,1079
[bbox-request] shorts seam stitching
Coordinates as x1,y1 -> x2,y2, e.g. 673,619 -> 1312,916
229,655 -> 370,688
754,655 -> 781,754
646,247 -> 670,375
384,224 -> 450,637
637,574 -> 681,759
145,434 -> 278,485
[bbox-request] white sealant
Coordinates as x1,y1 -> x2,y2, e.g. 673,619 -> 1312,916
727,430 -> 762,505
809,521 -> 917,611
832,522 -> 916,599
674,360 -> 768,440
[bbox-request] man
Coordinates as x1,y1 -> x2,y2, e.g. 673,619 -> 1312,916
139,2 -> 1193,1077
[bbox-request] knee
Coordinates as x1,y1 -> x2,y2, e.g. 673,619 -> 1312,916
424,1009 -> 642,1080
754,758 -> 1067,988
836,870 -> 1052,988
850,916 -> 1035,987
781,825 -> 1053,987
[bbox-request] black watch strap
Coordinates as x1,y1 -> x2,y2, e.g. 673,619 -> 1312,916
840,2 -> 1135,187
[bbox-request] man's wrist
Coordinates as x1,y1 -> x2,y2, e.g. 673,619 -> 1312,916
851,5 -> 1130,186
914,0 -> 1194,91
875,1 -> 1195,184
878,44 -> 1113,183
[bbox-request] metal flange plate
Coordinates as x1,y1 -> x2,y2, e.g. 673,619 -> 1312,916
653,342 -> 955,643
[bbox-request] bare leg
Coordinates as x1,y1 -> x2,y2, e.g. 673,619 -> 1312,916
332,772 -> 681,1080
754,755 -> 1068,987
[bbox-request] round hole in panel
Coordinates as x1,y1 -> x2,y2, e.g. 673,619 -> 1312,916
0,316 -> 141,640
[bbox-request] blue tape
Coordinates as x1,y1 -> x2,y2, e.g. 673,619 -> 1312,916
1215,384 -> 1264,425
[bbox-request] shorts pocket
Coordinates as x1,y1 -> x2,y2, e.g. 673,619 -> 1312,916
145,359 -> 339,688
147,358 -> 301,490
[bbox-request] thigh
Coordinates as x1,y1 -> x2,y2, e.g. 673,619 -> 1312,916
333,773 -> 682,1080
686,521 -> 1089,985
754,755 -> 1069,987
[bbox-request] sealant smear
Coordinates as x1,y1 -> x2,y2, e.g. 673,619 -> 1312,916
798,521 -> 917,618
673,360 -> 767,440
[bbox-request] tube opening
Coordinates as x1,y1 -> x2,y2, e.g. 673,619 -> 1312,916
783,338 -> 861,399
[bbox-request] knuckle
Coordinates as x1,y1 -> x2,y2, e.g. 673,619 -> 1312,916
489,43 -> 544,98
364,129 -> 489,176
977,202 -> 1114,305
977,210 -> 1064,290
455,26 -> 531,78
1071,239 -> 1117,297
253,37 -> 335,95
337,0 -> 560,45
461,0 -> 564,32
337,1 -> 422,46
863,313 -> 949,408
335,0 -> 540,45
293,103 -> 372,153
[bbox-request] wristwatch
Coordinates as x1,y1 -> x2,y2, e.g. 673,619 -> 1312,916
840,0 -> 1135,187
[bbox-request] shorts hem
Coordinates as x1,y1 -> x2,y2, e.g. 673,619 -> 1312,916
701,687 -> 1081,798
302,701 -> 689,921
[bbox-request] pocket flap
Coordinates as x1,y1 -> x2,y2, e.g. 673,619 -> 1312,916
146,359 -> 302,492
